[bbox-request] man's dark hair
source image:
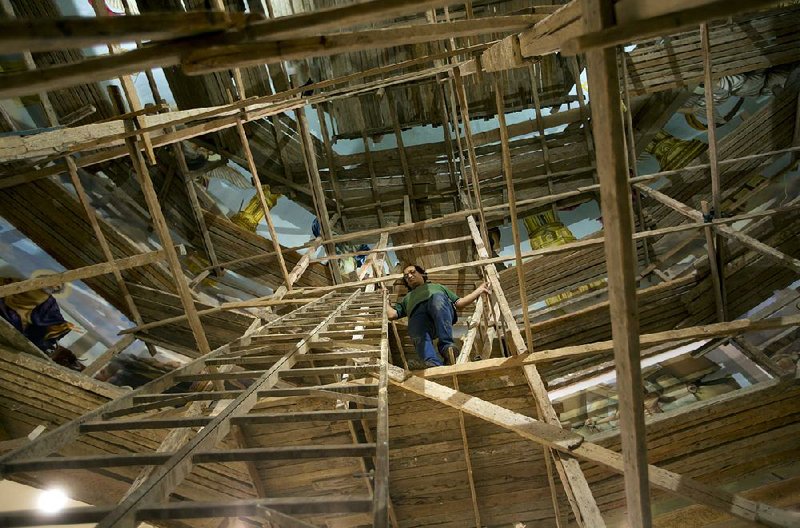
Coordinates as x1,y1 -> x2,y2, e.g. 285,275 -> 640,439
402,264 -> 428,288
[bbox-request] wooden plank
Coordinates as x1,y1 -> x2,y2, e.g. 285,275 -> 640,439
467,216 -> 526,354
63,156 -> 153,355
701,201 -> 727,322
575,3 -> 649,523
172,141 -> 221,275
0,0 -> 59,125
386,91 -> 418,222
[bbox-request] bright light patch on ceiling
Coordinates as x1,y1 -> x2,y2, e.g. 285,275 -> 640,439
36,488 -> 69,514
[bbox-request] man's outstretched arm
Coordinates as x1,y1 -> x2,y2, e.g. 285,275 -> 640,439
454,282 -> 490,310
386,302 -> 400,320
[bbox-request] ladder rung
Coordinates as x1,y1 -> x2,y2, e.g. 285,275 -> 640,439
304,350 -> 381,360
175,370 -> 266,382
279,365 -> 378,378
3,453 -> 172,472
81,416 -> 213,432
132,390 -> 242,404
260,383 -> 378,397
3,444 -> 376,473
193,444 -> 376,463
0,497 -> 373,526
231,409 -> 376,425
137,496 -> 374,518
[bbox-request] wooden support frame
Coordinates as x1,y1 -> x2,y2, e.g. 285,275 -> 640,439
388,367 -> 800,528
635,184 -> 800,274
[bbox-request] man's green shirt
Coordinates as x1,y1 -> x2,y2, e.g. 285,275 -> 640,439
394,283 -> 459,318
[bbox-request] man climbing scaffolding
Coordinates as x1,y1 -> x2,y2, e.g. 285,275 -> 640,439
387,264 -> 489,367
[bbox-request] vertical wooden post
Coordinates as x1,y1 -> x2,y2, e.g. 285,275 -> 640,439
0,0 -> 59,126
529,62 -> 558,215
494,78 -> 533,352
235,119 -> 292,290
437,83 -> 462,211
701,201 -> 728,322
108,86 -> 211,357
567,56 -> 597,184
91,1 -> 155,165
172,142 -> 222,276
386,91 -> 418,222
355,100 -> 385,227
295,107 -> 343,284
496,77 -> 563,527
315,103 -> 348,231
582,1 -> 651,526
452,67 -> 490,246
619,49 -> 652,269
701,22 -> 728,317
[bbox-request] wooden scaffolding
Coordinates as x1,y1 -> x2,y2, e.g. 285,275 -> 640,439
0,0 -> 799,527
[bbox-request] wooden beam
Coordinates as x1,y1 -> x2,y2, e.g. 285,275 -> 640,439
295,108 -> 343,285
701,201 -> 727,322
373,290 -> 390,528
561,0 -> 779,55
494,79 -> 533,353
495,77 -> 603,526
63,157 -> 152,348
0,12 -> 252,54
235,119 -> 292,290
583,1 -> 650,525
700,21 -> 729,317
354,101 -> 385,228
183,17 -> 542,75
467,216 -> 526,354
83,335 -> 136,378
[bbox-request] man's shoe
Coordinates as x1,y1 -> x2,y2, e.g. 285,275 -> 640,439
424,358 -> 442,368
445,346 -> 460,364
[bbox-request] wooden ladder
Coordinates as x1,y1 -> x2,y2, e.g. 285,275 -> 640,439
0,289 -> 391,528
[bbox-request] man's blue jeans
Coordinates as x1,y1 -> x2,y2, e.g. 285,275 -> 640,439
407,292 -> 456,366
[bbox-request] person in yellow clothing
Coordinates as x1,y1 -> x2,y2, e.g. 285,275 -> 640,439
387,264 -> 489,367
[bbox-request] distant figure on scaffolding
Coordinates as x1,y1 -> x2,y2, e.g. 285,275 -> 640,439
387,264 -> 488,368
